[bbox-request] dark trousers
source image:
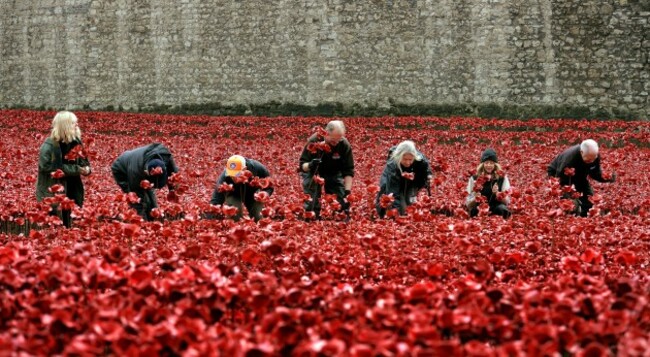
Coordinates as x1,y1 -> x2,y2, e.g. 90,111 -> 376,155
48,207 -> 72,228
576,195 -> 593,217
49,183 -> 83,228
130,190 -> 158,221
555,174 -> 594,217
470,203 -> 511,219
561,192 -> 593,217
62,210 -> 72,228
225,194 -> 264,222
302,173 -> 347,218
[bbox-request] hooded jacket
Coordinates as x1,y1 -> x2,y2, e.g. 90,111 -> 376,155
111,143 -> 178,196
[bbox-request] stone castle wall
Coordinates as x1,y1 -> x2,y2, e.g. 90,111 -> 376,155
1,0 -> 648,118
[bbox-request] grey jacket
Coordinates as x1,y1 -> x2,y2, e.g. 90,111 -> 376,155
36,138 -> 90,205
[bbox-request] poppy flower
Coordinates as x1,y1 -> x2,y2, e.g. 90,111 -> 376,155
317,141 -> 332,153
48,184 -> 65,193
307,143 -> 319,154
104,244 -> 126,263
51,169 -> 65,179
313,175 -> 325,186
222,205 -> 238,216
615,250 -> 637,265
379,194 -> 395,209
254,191 -> 270,203
60,197 -> 76,210
140,180 -> 153,190
122,223 -> 140,237
367,185 -> 380,195
149,208 -> 163,219
166,190 -> 179,202
563,167 -> 575,177
233,174 -> 249,184
150,166 -> 164,175
218,183 -> 234,192
257,177 -> 272,189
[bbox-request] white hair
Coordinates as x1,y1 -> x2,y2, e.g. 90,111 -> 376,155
580,139 -> 599,155
51,111 -> 81,143
390,140 -> 422,168
326,120 -> 346,134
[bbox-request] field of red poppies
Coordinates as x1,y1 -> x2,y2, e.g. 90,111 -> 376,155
1,109 -> 649,356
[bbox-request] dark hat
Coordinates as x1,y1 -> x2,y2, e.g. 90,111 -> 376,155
146,159 -> 168,188
480,148 -> 498,163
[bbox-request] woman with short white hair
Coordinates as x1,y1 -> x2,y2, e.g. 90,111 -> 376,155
376,140 -> 432,218
36,111 -> 91,228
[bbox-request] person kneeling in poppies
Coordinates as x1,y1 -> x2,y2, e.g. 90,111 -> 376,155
299,120 -> 354,220
466,148 -> 511,219
376,140 -> 433,218
210,155 -> 273,222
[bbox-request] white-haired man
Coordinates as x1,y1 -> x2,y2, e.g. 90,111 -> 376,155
299,120 -> 354,220
547,139 -> 616,216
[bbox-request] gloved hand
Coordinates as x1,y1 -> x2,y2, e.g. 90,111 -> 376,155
308,158 -> 322,173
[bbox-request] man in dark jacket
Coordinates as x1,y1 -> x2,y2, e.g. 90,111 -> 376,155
299,120 -> 354,220
111,143 -> 178,220
547,139 -> 616,216
376,140 -> 432,218
210,155 -> 273,221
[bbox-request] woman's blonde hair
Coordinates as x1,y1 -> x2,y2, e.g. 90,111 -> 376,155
50,111 -> 81,143
390,140 -> 422,169
476,162 -> 503,178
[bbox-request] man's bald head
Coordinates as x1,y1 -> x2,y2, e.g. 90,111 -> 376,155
325,120 -> 346,146
326,120 -> 346,135
580,139 -> 599,164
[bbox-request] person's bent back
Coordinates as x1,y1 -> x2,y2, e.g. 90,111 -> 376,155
111,143 -> 178,220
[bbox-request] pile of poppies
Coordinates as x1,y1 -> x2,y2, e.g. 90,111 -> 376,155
0,110 -> 648,355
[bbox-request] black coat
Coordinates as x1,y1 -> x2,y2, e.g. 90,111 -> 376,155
472,175 -> 506,207
547,145 -> 608,195
210,158 -> 273,206
376,147 -> 432,211
111,143 -> 178,197
299,134 -> 354,178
